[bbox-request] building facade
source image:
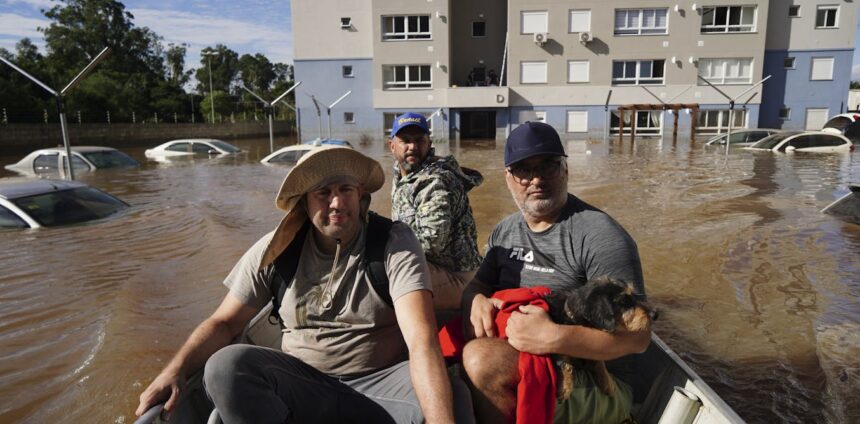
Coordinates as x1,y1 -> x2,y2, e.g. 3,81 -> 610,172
291,1 -> 858,141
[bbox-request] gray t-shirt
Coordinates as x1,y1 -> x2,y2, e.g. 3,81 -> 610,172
224,221 -> 432,377
476,194 -> 644,296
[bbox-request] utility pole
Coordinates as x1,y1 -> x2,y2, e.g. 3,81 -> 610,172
698,75 -> 771,156
239,81 -> 302,153
201,49 -> 220,124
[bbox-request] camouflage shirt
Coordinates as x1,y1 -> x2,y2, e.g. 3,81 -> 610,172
392,154 -> 483,272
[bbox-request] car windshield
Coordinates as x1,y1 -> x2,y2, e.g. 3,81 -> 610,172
82,151 -> 140,168
11,187 -> 128,227
752,132 -> 798,149
208,140 -> 241,153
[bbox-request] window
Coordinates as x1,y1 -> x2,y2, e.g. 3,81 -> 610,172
342,65 -> 354,78
811,57 -> 834,80
33,154 -> 59,172
701,6 -> 756,33
614,9 -> 668,35
698,58 -> 753,84
612,60 -> 665,85
611,110 -> 663,135
60,155 -> 89,172
340,17 -> 352,28
344,112 -> 355,124
383,65 -> 432,89
520,61 -> 547,84
382,15 -> 431,40
0,205 -> 27,228
569,10 -> 591,33
567,111 -> 588,133
521,11 -> 548,34
472,21 -> 486,37
784,57 -> 796,69
816,5 -> 838,28
534,111 -> 547,123
568,61 -> 589,83
166,142 -> 189,152
779,108 -> 791,120
191,143 -> 213,154
805,108 -> 829,130
697,109 -> 746,133
788,6 -> 800,17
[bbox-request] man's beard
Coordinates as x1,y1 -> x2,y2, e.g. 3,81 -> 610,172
513,189 -> 566,219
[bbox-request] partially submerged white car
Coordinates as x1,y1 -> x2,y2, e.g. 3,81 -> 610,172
704,129 -> 781,146
261,140 -> 354,165
4,146 -> 139,176
745,131 -> 853,153
0,179 -> 128,229
144,139 -> 242,158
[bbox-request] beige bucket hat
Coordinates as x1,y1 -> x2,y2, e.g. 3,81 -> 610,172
258,146 -> 385,269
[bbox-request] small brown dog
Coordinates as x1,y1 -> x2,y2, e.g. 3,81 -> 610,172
543,276 -> 657,400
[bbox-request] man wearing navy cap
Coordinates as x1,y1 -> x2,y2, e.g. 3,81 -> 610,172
389,112 -> 484,311
460,122 -> 649,423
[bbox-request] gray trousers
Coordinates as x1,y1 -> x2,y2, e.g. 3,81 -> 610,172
204,344 -> 474,424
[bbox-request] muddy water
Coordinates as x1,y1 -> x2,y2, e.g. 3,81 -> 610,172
0,136 -> 858,423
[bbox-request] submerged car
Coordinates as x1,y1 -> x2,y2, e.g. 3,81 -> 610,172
4,146 -> 140,176
0,179 -> 129,229
260,145 -> 316,165
745,131 -> 853,153
302,138 -> 354,148
704,129 -> 781,146
144,139 -> 242,158
821,113 -> 860,142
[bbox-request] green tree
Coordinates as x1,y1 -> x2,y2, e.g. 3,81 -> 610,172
195,45 -> 239,96
199,90 -> 233,123
165,43 -> 191,87
851,81 -> 860,90
0,39 -> 52,122
238,53 -> 276,92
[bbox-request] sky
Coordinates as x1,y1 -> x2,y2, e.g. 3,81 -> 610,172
1,0 -> 859,80
0,0 -> 294,70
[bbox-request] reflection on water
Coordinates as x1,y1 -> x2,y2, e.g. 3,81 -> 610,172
0,137 -> 858,423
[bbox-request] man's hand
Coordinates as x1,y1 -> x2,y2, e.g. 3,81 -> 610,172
468,294 -> 504,338
135,367 -> 185,420
505,305 -> 559,355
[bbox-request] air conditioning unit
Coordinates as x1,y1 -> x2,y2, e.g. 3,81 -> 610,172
533,32 -> 548,46
578,31 -> 593,44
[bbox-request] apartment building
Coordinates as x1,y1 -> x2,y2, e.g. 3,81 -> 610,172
291,1 -> 857,140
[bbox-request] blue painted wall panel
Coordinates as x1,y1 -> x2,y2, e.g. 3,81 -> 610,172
294,59 -> 376,141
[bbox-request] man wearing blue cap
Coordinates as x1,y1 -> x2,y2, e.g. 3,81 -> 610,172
389,112 -> 484,310
460,122 -> 649,423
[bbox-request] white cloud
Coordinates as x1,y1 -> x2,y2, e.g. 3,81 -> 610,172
129,8 -> 293,65
4,0 -> 55,10
0,13 -> 48,40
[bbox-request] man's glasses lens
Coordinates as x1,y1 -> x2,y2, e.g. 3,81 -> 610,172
509,160 -> 563,182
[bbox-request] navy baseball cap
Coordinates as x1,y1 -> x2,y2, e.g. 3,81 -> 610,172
391,113 -> 430,138
505,121 -> 567,167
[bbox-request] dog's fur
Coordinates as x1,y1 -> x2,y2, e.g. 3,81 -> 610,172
543,276 -> 658,400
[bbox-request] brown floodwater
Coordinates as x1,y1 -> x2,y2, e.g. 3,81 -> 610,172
0,136 -> 858,423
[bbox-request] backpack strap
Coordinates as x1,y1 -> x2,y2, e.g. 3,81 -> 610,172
267,213 -> 395,327
364,212 -> 394,308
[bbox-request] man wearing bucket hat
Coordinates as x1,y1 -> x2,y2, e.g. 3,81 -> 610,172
459,122 -> 649,423
136,146 -> 471,423
389,112 -> 483,310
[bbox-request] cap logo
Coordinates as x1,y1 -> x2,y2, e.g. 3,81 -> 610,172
398,117 -> 423,125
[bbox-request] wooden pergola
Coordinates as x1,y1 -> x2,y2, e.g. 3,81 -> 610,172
617,103 -> 700,142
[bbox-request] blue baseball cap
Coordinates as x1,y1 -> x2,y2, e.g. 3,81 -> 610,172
391,113 -> 430,138
505,121 -> 567,167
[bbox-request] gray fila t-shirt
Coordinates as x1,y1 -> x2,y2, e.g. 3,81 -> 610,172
476,194 -> 645,297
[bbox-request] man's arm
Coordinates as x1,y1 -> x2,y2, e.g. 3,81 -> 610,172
412,178 -> 455,257
461,277 -> 502,339
135,294 -> 260,419
504,305 -> 650,360
394,290 -> 455,424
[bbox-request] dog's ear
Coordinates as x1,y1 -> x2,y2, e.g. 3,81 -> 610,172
584,293 -> 617,331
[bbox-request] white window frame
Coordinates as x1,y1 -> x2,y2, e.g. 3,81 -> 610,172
569,10 -> 591,33
567,60 -> 589,83
383,65 -> 432,90
815,5 -> 839,29
610,110 -> 664,135
340,17 -> 352,28
810,57 -> 834,81
701,6 -> 757,33
344,112 -> 355,124
520,61 -> 548,84
521,11 -> 548,34
342,65 -> 354,78
698,58 -> 753,85
805,108 -> 829,130
696,109 -> 747,134
783,57 -> 796,69
614,8 -> 668,35
382,15 -> 431,41
612,60 -> 665,85
534,111 -> 547,123
567,111 -> 588,133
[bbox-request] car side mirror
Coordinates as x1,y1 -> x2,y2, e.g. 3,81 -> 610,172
785,146 -> 796,152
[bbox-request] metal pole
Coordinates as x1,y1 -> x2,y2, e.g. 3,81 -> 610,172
268,106 -> 274,152
725,102 -> 734,157
208,56 -> 215,123
327,108 -> 332,139
57,97 -> 75,180
190,94 -> 195,123
604,90 -> 612,144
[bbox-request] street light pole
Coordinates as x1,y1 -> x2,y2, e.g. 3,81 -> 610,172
201,50 -> 219,123
239,81 -> 302,153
